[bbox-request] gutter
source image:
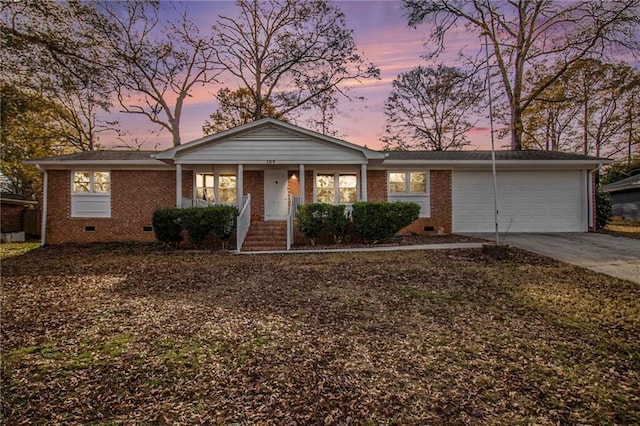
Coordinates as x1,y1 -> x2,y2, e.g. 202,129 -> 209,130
23,159 -> 168,168
381,159 -> 613,166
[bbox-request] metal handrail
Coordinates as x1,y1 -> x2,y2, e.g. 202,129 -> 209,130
236,194 -> 251,253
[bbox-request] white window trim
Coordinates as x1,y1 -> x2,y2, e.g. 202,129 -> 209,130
313,171 -> 360,205
388,170 -> 431,218
71,170 -> 111,195
388,170 -> 430,196
194,171 -> 237,205
70,170 -> 111,218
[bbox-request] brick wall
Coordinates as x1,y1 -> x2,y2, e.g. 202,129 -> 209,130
367,170 -> 387,201
304,170 -> 314,203
397,170 -> 452,235
287,170 -> 300,198
46,169 -> 178,244
244,171 -> 264,220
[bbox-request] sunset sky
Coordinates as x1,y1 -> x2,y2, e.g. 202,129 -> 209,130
105,1 -> 493,151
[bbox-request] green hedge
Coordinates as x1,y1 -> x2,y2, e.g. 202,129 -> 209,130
352,201 -> 420,243
296,201 -> 421,245
152,209 -> 183,247
208,205 -> 239,248
297,203 -> 328,245
325,204 -> 348,243
152,206 -> 238,249
596,188 -> 612,229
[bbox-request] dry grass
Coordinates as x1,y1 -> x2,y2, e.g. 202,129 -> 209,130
602,218 -> 640,240
1,243 -> 639,424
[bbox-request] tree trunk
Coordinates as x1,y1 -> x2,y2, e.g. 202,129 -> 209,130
511,105 -> 523,150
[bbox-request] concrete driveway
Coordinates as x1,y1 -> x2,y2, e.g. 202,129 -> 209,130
468,233 -> 640,284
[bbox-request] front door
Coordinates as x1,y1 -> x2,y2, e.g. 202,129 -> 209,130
264,170 -> 289,220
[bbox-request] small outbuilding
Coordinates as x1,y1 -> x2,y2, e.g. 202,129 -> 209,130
602,174 -> 640,221
1,193 -> 38,242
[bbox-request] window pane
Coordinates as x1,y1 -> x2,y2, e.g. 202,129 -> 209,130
339,188 -> 357,203
196,173 -> 215,203
218,176 -> 236,203
197,188 -> 215,203
93,172 -> 110,193
316,174 -> 335,203
338,174 -> 357,203
219,175 -> 236,189
219,188 -> 236,204
389,172 -> 406,193
73,172 -> 90,192
410,172 -> 427,193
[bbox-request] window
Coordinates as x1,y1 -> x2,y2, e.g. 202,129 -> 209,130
388,170 -> 430,217
71,171 -> 111,218
73,171 -> 110,193
195,173 -> 236,204
316,174 -> 335,203
196,174 -> 215,203
218,175 -> 237,204
339,174 -> 357,203
315,173 -> 358,204
389,171 -> 427,194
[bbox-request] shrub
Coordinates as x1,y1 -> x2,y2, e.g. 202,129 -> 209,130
180,208 -> 212,248
152,209 -> 183,247
325,204 -> 348,243
352,201 -> 420,243
596,188 -> 613,229
208,205 -> 239,249
179,206 -> 240,249
297,203 -> 327,245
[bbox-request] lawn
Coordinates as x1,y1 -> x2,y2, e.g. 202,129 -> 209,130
603,218 -> 640,240
1,243 -> 639,424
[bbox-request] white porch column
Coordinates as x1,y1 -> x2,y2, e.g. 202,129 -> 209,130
176,164 -> 182,208
237,164 -> 244,207
360,163 -> 368,201
299,164 -> 305,204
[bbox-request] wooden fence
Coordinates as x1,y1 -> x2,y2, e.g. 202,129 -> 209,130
23,209 -> 41,237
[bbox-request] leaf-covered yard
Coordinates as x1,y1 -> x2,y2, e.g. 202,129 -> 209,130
1,244 -> 639,424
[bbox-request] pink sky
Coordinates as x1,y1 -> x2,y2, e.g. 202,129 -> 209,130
101,0 -> 495,152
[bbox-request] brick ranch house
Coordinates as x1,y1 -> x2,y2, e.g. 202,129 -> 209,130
27,118 -> 608,250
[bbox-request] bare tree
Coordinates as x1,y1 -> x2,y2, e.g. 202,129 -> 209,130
404,0 -> 640,150
97,1 -> 220,146
382,65 -> 483,151
213,0 -> 379,129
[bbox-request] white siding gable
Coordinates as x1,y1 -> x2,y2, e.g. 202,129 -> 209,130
175,126 -> 367,165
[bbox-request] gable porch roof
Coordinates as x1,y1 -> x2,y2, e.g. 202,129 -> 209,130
153,118 -> 385,164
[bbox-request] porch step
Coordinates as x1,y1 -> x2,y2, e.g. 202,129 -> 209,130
241,221 -> 287,251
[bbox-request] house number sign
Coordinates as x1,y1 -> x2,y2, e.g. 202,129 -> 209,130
266,160 -> 276,164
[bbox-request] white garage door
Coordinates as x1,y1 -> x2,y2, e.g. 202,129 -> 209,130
452,170 -> 587,233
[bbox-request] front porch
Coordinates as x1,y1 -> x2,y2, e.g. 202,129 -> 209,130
176,164 -> 375,252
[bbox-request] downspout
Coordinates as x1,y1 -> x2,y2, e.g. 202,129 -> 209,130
37,165 -> 48,246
